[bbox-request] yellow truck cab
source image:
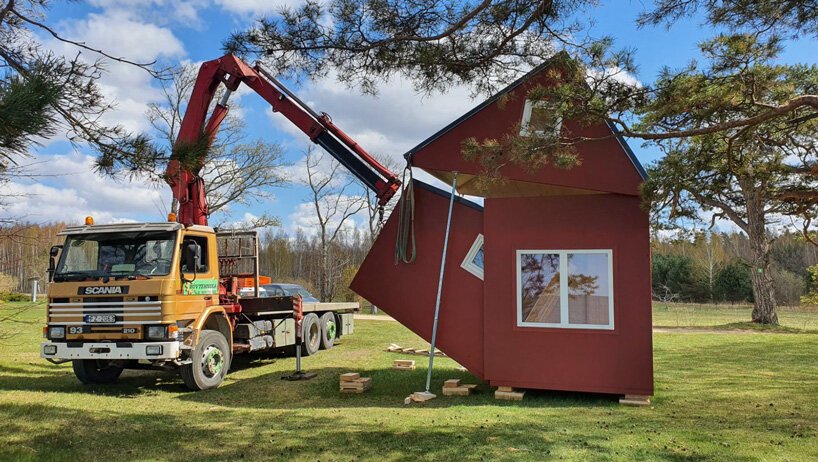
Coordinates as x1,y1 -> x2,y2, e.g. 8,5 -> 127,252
41,220 -> 357,390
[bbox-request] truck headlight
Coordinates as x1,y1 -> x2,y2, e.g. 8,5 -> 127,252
146,345 -> 163,356
49,326 -> 65,339
43,345 -> 57,355
146,326 -> 166,339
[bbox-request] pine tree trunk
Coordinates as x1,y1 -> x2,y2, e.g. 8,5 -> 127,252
744,186 -> 779,325
750,265 -> 778,325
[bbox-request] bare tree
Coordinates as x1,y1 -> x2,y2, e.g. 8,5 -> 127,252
303,147 -> 367,301
146,64 -> 288,223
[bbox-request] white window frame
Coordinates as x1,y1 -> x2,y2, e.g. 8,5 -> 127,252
461,234 -> 484,280
520,99 -> 563,137
515,249 -> 614,330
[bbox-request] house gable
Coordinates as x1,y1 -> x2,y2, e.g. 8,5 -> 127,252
407,59 -> 647,197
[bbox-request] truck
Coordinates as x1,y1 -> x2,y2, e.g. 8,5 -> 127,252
40,54 -> 401,390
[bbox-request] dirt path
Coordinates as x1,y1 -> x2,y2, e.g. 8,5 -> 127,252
355,314 -> 769,334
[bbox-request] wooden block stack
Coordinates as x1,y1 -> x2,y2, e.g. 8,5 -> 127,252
385,344 -> 448,358
441,378 -> 478,396
393,359 -> 416,371
339,373 -> 372,394
619,394 -> 651,406
494,386 -> 525,401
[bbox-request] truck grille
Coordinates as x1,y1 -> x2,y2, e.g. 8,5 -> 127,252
48,296 -> 163,325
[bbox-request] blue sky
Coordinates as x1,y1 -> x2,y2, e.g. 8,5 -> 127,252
6,0 -> 818,234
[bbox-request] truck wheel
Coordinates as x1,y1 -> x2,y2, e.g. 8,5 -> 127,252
301,313 -> 321,356
181,329 -> 230,391
319,312 -> 337,350
72,359 -> 124,384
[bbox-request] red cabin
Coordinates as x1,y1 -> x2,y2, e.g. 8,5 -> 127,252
351,60 -> 653,397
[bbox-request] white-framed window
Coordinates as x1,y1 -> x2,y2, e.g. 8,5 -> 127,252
520,99 -> 562,137
461,234 -> 484,280
516,249 -> 614,330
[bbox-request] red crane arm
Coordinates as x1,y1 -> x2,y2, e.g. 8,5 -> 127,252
165,54 -> 401,226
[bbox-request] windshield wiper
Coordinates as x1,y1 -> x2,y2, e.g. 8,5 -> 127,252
54,271 -> 101,281
106,271 -> 151,280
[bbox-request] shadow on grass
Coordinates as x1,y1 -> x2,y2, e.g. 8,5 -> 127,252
177,363 -> 622,410
715,322 -> 815,334
0,353 -> 286,396
0,401 -> 757,462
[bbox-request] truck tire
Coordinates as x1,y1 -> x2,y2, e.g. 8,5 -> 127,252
72,359 -> 124,384
319,312 -> 337,350
181,329 -> 230,391
301,313 -> 321,356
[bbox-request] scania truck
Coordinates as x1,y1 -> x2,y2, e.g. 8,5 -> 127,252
40,54 -> 401,390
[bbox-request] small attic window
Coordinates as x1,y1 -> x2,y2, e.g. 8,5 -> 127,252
520,100 -> 562,137
461,234 -> 484,280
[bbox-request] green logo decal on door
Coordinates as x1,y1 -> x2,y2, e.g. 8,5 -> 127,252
183,279 -> 219,295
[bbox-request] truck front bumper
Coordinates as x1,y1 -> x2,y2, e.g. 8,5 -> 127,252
41,341 -> 182,361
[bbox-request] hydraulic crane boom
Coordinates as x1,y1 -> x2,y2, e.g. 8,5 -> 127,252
165,54 -> 401,227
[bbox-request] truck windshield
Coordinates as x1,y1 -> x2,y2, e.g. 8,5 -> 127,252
55,231 -> 176,280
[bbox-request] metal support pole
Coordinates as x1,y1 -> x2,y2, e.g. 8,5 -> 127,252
30,279 -> 38,302
425,172 -> 458,393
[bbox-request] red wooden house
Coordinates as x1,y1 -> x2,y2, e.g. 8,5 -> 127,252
351,61 -> 653,397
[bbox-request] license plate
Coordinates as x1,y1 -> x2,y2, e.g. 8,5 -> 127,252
84,314 -> 117,324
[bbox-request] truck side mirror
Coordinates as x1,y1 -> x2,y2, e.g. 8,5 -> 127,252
47,245 -> 62,282
181,240 -> 201,275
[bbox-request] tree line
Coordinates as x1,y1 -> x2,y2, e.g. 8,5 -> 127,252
652,231 -> 818,306
8,220 -> 818,311
0,220 -> 373,304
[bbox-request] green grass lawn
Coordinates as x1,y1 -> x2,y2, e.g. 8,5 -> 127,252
1,301 -> 817,461
653,302 -> 818,331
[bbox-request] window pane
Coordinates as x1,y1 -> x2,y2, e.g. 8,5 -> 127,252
472,246 -> 484,270
568,253 -> 610,325
520,253 -> 561,323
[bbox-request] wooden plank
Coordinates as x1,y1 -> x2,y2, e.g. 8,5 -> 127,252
619,395 -> 651,406
442,387 -> 471,396
443,379 -> 461,388
410,391 -> 436,402
340,388 -> 367,394
340,372 -> 360,382
495,390 -> 525,401
393,365 -> 416,371
393,359 -> 416,366
497,386 -> 514,392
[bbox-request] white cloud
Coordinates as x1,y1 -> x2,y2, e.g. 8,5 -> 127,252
86,0 -> 208,26
214,0 -> 304,16
1,153 -> 169,224
587,66 -> 643,88
286,198 -> 367,237
42,10 -> 186,133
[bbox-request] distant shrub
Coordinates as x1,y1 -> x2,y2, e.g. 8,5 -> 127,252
0,292 -> 30,302
713,263 -> 753,303
772,268 -> 805,306
801,265 -> 818,306
0,273 -> 18,292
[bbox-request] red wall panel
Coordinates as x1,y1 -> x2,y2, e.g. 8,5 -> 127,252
482,194 -> 653,395
409,70 -> 644,196
351,182 -> 486,375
